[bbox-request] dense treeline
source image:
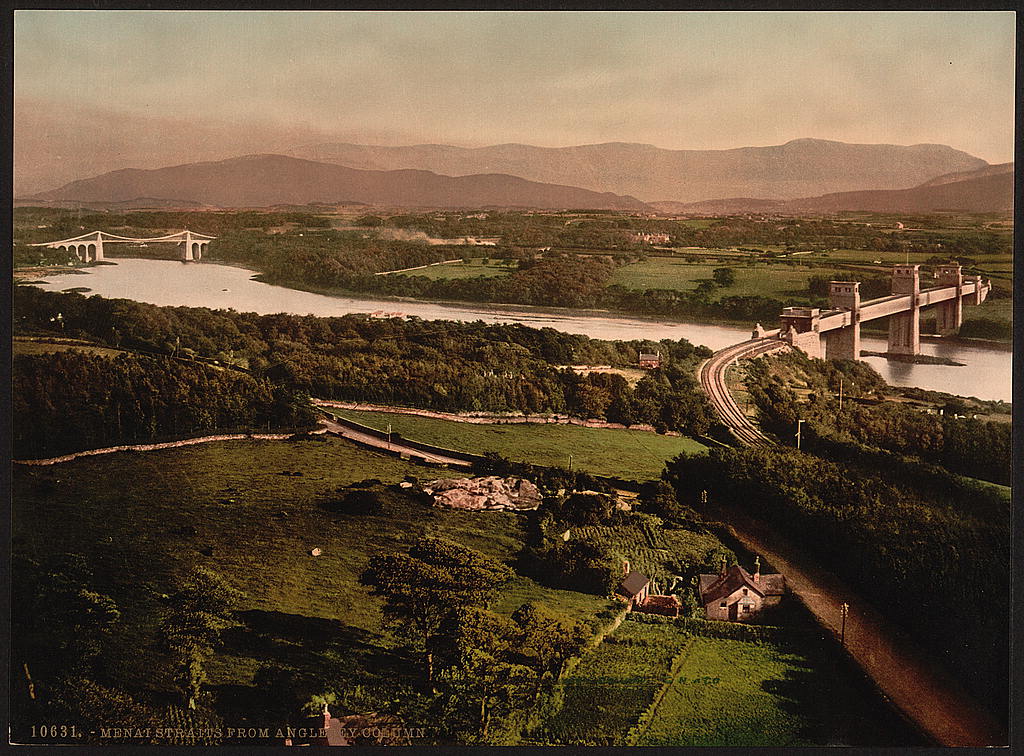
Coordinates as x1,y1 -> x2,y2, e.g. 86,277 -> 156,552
15,288 -> 715,436
745,352 -> 1011,485
12,208 -> 332,245
342,254 -> 618,309
13,351 -> 316,458
209,229 -> 457,281
355,210 -> 1011,257
664,445 -> 1010,720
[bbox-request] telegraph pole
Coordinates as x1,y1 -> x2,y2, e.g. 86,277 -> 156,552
387,423 -> 392,450
795,419 -> 805,450
838,377 -> 843,411
840,602 -> 849,647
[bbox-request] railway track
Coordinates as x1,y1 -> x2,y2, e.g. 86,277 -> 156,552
699,337 -> 791,446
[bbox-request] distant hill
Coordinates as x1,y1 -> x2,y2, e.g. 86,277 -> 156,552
650,198 -> 785,214
657,163 -> 1013,216
779,164 -> 1013,214
287,138 -> 988,203
26,154 -> 650,211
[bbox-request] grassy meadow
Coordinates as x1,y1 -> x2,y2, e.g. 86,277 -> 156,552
393,258 -> 514,279
609,258 -> 839,300
539,619 -> 920,747
12,438 -> 613,702
329,408 -> 707,481
635,633 -> 919,746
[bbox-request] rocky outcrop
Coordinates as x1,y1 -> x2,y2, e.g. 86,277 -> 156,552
423,476 -> 541,511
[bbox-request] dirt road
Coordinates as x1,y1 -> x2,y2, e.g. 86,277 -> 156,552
319,417 -> 472,468
712,503 -> 1006,747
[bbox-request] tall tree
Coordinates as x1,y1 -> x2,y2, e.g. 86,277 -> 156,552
360,537 -> 513,682
160,567 -> 239,709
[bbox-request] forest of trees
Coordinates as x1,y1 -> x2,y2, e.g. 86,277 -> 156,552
12,351 -> 316,458
14,288 -> 716,439
744,352 -> 1011,485
664,444 -> 1010,722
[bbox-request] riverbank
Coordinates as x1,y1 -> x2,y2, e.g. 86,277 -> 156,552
245,267 -> 1012,349
24,258 -> 1012,401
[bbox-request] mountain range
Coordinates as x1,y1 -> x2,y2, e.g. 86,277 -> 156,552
653,163 -> 1014,215
27,154 -> 648,211
22,140 -> 1011,215
286,138 -> 987,203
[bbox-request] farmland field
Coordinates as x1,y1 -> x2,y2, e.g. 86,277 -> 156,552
609,258 -> 843,300
392,258 -> 514,279
329,408 -> 708,481
537,621 -> 690,745
634,633 -> 920,746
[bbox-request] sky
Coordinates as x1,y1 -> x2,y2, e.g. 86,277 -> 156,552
13,10 -> 1016,194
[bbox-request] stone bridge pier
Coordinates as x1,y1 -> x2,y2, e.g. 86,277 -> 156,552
887,265 -> 921,355
56,232 -> 105,262
825,281 -> 861,360
179,231 -> 209,261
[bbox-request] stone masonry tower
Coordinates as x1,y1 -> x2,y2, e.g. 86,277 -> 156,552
934,264 -> 964,336
888,265 -> 921,355
825,281 -> 861,360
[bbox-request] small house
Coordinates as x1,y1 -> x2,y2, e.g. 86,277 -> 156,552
698,557 -> 784,622
638,352 -> 661,369
615,560 -> 651,609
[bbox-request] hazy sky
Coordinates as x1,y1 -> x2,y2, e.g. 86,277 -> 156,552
14,10 -> 1016,193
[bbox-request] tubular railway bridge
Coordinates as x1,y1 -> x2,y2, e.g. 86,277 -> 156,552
700,264 -> 989,446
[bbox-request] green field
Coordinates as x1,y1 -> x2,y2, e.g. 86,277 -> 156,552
393,258 -> 514,279
12,438 -> 613,700
634,633 -> 917,746
330,409 -> 707,481
538,621 -> 690,745
13,339 -> 128,358
538,619 -> 917,747
610,258 -> 837,300
802,248 -> 1013,267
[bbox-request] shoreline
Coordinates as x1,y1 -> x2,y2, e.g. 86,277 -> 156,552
19,256 -> 1013,351
249,269 -> 1014,349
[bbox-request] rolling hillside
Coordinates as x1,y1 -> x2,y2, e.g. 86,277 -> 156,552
27,154 -> 650,211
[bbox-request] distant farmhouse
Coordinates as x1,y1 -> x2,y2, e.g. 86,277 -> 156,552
698,557 -> 785,622
631,232 -> 671,245
638,351 -> 661,369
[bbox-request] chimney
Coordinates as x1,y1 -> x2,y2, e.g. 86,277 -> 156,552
622,559 -> 630,576
322,703 -> 332,731
753,556 -> 761,584
719,557 -> 727,577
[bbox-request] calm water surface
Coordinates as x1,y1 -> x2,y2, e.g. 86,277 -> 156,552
29,259 -> 1012,402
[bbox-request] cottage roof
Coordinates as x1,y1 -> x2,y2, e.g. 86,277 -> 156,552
698,564 -> 784,605
617,570 -> 650,598
642,594 -> 681,610
639,352 -> 660,361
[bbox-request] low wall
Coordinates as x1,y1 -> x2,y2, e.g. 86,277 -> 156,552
313,399 -> 681,436
13,428 -> 328,466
